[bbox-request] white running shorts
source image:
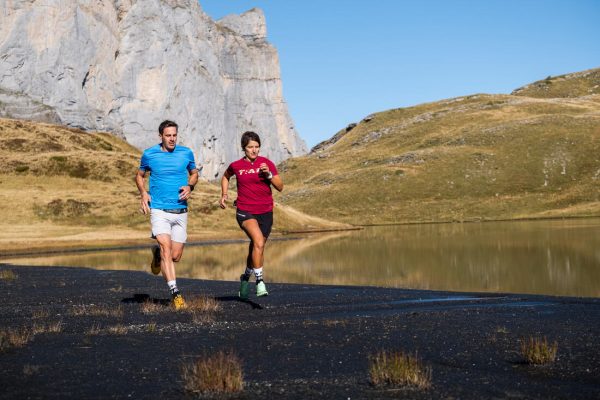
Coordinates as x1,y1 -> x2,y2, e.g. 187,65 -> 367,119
150,209 -> 188,243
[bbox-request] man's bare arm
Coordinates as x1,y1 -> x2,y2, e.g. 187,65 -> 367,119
135,169 -> 151,214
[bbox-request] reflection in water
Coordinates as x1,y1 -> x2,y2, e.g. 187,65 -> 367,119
4,219 -> 600,297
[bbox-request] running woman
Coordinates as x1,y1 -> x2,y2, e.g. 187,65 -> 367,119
135,120 -> 199,310
219,131 -> 283,299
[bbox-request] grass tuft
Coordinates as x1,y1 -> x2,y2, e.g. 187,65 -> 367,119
185,295 -> 220,324
181,351 -> 244,395
0,328 -> 32,352
520,336 -> 558,364
191,312 -> 215,325
496,326 -> 509,334
85,324 -> 102,336
139,296 -> 220,319
323,319 -> 347,327
31,321 -> 63,335
46,320 -> 64,333
32,309 -> 50,319
185,295 -> 221,313
106,324 -> 128,335
69,304 -> 124,318
140,300 -> 166,315
0,270 -> 17,280
23,364 -> 41,376
369,350 -> 431,389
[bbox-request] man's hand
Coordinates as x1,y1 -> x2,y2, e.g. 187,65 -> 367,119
178,185 -> 193,201
139,192 -> 151,215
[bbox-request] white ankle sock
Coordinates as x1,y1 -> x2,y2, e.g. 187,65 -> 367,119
254,267 -> 263,282
167,280 -> 178,294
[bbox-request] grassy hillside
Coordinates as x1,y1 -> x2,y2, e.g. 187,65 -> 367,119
512,68 -> 600,98
0,119 -> 346,253
3,67 -> 599,250
278,68 -> 600,224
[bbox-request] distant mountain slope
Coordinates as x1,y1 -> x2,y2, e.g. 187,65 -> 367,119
0,118 -> 344,253
512,68 -> 600,99
279,68 -> 600,224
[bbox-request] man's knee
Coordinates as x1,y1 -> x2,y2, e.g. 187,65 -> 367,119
171,244 -> 184,262
157,241 -> 172,258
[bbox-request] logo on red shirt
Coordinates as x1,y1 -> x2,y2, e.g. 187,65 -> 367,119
238,168 -> 259,175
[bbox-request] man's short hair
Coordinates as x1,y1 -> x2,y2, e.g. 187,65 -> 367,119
159,120 -> 178,135
241,131 -> 261,149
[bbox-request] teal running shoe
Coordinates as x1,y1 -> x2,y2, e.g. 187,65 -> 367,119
239,276 -> 250,300
256,281 -> 269,297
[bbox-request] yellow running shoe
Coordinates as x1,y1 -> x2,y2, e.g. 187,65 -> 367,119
172,292 -> 186,310
150,246 -> 161,275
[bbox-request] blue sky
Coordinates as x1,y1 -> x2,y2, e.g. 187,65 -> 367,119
200,1 -> 600,149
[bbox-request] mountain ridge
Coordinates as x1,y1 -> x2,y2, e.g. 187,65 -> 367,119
279,67 -> 600,224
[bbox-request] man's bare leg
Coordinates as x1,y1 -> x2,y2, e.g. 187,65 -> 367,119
155,234 -> 186,308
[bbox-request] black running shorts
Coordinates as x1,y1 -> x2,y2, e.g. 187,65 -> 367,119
236,209 -> 273,238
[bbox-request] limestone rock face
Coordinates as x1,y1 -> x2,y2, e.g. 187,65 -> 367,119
0,0 -> 306,178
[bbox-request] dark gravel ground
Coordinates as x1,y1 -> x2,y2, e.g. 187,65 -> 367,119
1,264 -> 599,399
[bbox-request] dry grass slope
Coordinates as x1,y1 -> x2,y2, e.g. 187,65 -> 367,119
0,118 -> 348,253
512,68 -> 600,99
4,68 -> 598,239
279,68 -> 600,224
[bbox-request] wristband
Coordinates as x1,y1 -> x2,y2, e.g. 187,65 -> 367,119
188,184 -> 195,192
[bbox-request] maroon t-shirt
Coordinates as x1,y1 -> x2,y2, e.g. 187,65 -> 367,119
226,156 -> 278,214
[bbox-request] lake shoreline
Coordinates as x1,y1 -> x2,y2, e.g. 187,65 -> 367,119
2,214 -> 599,258
0,227 -> 363,258
1,264 -> 599,399
360,213 -> 600,226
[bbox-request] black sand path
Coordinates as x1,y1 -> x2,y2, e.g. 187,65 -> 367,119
1,264 -> 599,399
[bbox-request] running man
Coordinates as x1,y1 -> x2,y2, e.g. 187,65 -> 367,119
135,120 -> 199,310
219,131 -> 283,299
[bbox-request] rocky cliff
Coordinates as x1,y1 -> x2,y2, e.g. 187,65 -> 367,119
0,0 -> 306,178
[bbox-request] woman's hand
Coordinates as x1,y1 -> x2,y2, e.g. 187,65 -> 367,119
259,163 -> 273,179
219,193 -> 228,209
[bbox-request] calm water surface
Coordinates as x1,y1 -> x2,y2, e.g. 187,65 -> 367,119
4,219 -> 600,297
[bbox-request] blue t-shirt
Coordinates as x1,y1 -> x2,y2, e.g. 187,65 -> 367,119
139,144 -> 197,210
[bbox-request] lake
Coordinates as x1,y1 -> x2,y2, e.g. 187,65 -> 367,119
4,218 -> 600,298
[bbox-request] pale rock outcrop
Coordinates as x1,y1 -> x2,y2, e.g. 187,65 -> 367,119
0,0 -> 306,178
